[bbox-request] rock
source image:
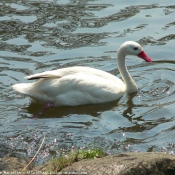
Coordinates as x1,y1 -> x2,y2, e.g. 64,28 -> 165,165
1,151 -> 175,174
61,152 -> 175,175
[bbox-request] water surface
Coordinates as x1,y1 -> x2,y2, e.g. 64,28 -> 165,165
1,0 -> 175,163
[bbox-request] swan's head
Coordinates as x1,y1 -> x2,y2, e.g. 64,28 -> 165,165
118,41 -> 152,62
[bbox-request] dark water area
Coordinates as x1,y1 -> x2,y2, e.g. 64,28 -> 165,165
1,0 -> 175,164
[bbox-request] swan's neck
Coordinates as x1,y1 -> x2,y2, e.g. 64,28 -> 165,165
117,50 -> 138,93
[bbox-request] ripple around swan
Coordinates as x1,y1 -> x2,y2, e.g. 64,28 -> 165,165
139,79 -> 174,101
132,61 -> 175,107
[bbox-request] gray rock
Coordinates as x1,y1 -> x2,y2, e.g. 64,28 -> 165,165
1,151 -> 175,175
61,152 -> 175,175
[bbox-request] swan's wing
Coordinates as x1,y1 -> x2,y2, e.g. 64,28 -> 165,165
25,66 -> 86,80
25,71 -> 61,80
27,73 -> 125,105
25,66 -> 96,80
25,66 -> 120,83
13,66 -> 126,105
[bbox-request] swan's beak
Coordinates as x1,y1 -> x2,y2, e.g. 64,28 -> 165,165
137,51 -> 152,62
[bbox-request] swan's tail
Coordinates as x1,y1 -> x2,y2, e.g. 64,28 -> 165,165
12,83 -> 33,95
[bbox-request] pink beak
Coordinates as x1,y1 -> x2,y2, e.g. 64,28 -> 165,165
137,51 -> 152,62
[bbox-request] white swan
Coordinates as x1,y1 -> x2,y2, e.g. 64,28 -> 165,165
12,41 -> 152,106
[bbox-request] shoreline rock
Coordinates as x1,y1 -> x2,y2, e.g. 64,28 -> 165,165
1,151 -> 175,174
61,152 -> 175,175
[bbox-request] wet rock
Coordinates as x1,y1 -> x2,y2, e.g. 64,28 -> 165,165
61,152 -> 175,175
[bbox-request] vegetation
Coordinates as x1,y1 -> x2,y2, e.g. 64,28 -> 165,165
47,147 -> 106,173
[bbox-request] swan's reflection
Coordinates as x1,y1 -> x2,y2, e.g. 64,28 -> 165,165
25,92 -> 139,120
122,92 -> 137,121
25,98 -> 121,118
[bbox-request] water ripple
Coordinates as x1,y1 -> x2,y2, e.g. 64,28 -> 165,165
1,0 -> 175,164
140,79 -> 174,101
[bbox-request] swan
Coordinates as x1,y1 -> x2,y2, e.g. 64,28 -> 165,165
12,41 -> 152,107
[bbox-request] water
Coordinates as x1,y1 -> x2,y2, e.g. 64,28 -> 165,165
1,0 -> 175,163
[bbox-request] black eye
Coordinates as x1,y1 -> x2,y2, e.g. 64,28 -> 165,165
134,47 -> 138,50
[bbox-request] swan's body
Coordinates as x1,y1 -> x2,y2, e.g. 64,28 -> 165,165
12,41 -> 152,106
